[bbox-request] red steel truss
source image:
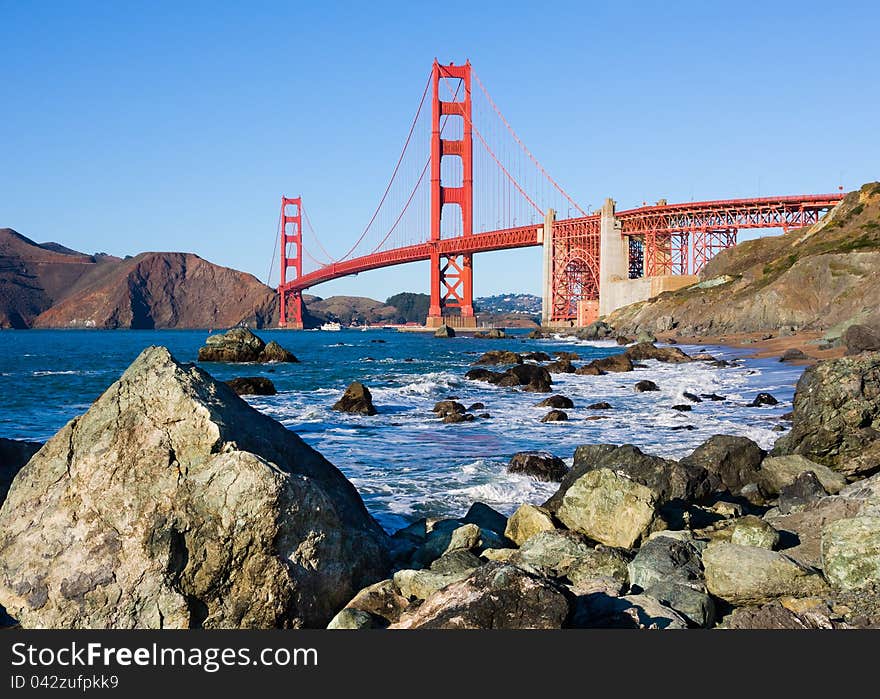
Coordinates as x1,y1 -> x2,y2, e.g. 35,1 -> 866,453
278,193 -> 843,326
619,194 -> 841,276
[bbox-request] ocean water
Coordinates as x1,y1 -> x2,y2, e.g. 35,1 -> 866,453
0,328 -> 803,532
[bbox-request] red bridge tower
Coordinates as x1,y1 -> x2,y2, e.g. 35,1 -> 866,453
427,59 -> 476,328
278,196 -> 304,328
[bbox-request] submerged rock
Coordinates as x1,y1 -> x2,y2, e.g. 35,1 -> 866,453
749,392 -> 779,407
536,394 -> 574,409
197,327 -> 298,363
634,380 -> 659,392
224,376 -> 277,396
0,347 -> 389,629
332,381 -> 378,415
540,410 -> 568,423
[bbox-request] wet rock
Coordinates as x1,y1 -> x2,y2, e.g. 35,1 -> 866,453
773,352 -> 880,478
590,354 -> 634,373
634,380 -> 659,392
637,330 -> 658,343
546,358 -> 576,374
0,347 -> 389,629
224,376 -> 277,396
333,381 -> 378,415
473,328 -> 507,339
576,320 -> 614,341
616,336 -> 631,345
701,393 -> 726,401
464,368 -> 504,383
432,400 -> 466,417
780,348 -> 807,362
683,392 -> 702,403
197,327 -> 299,363
671,404 -> 692,412
587,401 -> 613,410
624,342 -> 693,364
0,438 -> 42,507
442,412 -> 475,424
390,563 -> 570,629
536,395 -> 574,409
843,324 -> 880,355
574,363 -> 603,376
750,392 -> 779,406
504,504 -> 556,546
467,402 -> 485,411
680,435 -> 765,494
507,451 -> 568,482
473,350 -> 522,365
822,516 -> 880,590
702,542 -> 829,605
501,364 -> 553,392
462,502 -> 507,536
778,471 -> 827,514
522,351 -> 552,361
477,412 -> 491,419
555,468 -> 660,549
433,324 -> 455,338
540,410 -> 568,423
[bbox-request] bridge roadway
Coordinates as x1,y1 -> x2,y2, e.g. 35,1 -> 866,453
284,193 -> 844,293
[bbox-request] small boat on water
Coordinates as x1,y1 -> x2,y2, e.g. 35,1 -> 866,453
320,321 -> 342,331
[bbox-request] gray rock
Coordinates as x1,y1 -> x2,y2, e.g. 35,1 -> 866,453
680,435 -> 765,494
758,455 -> 847,496
627,534 -> 705,592
462,502 -> 507,535
729,516 -> 781,549
0,347 -> 389,629
702,541 -> 829,605
555,468 -> 660,549
434,324 -> 455,338
572,592 -> 688,629
198,327 -> 298,363
821,516 -> 880,590
778,471 -> 827,514
843,324 -> 880,355
504,504 -> 556,546
390,563 -> 570,629
643,579 -> 715,628
512,530 -> 629,583
773,351 -> 880,477
327,608 -> 385,629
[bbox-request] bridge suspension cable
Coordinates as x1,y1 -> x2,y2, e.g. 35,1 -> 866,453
472,69 -> 587,217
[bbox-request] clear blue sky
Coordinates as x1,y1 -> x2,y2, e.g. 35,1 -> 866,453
2,1 -> 878,300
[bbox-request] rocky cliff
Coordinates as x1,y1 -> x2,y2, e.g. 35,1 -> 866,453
608,182 -> 880,338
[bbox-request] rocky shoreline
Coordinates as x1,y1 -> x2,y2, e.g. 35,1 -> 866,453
1,327 -> 879,629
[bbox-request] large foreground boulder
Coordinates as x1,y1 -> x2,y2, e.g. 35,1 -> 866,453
773,351 -> 880,477
198,327 -> 299,363
680,435 -> 765,494
0,347 -> 389,629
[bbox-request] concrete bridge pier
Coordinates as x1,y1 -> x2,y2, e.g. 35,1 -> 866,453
597,198 -> 628,317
